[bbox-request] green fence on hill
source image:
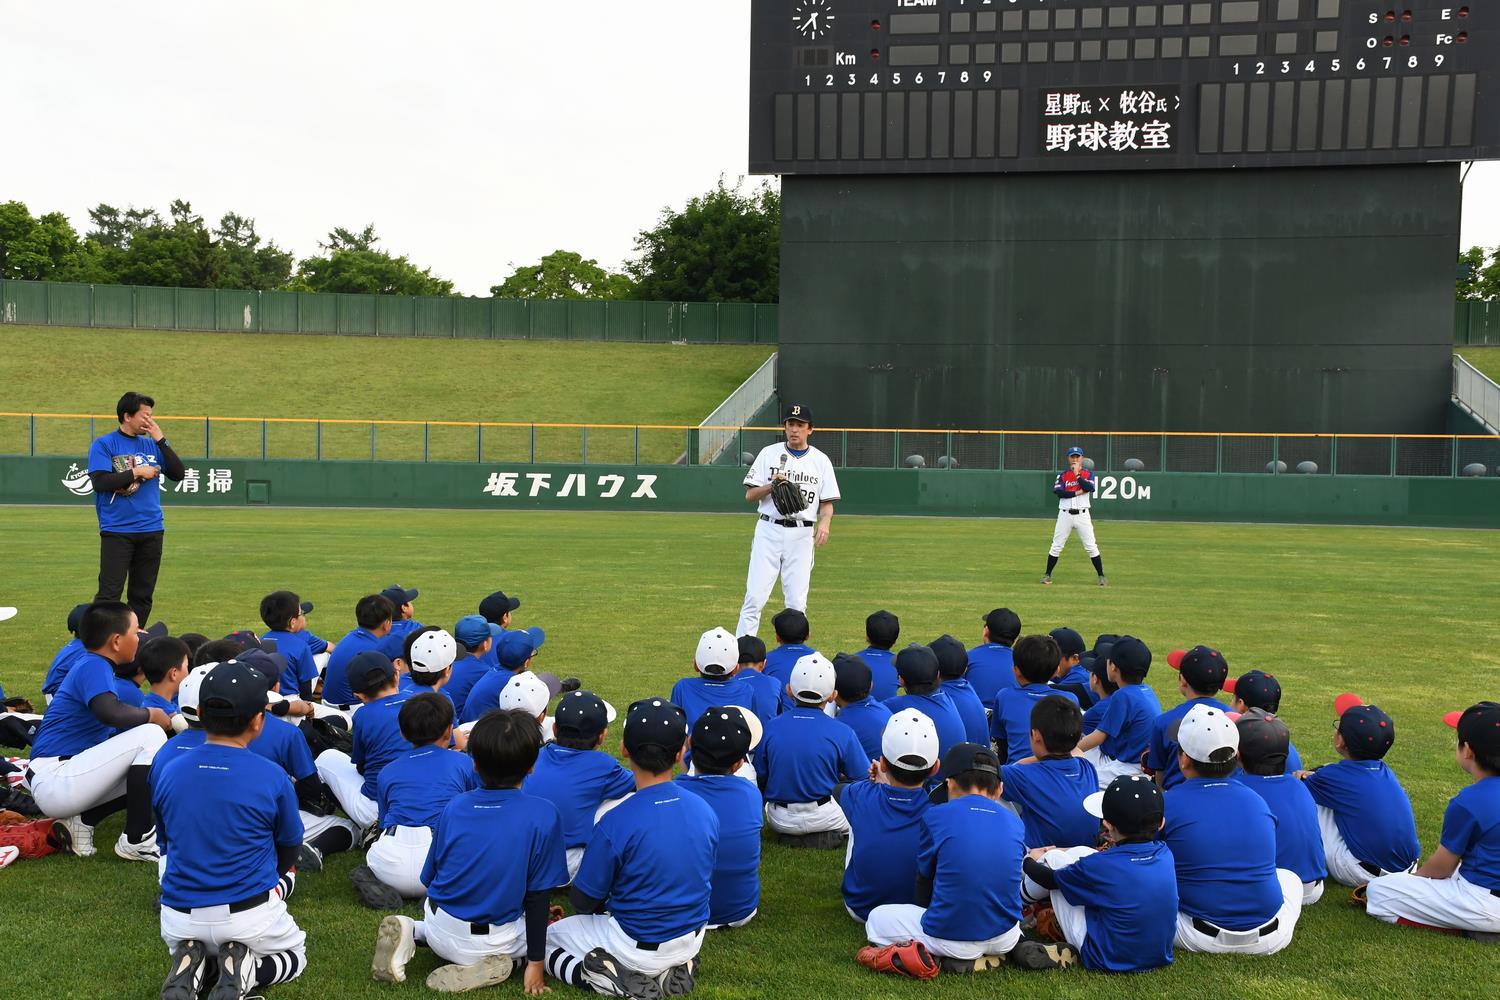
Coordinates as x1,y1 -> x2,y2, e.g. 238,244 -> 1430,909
0,279 -> 779,343
1455,300 -> 1500,345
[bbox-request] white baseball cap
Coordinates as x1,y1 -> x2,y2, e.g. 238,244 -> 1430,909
882,709 -> 940,770
694,627 -> 739,677
499,670 -> 551,717
176,664 -> 218,721
0,607 -> 17,623
1178,703 -> 1240,764
725,703 -> 764,751
789,652 -> 836,703
409,629 -> 457,675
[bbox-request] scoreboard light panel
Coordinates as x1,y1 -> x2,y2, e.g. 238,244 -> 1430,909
748,1 -> 1494,173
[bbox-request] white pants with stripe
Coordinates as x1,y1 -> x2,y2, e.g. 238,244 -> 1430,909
765,799 -> 848,836
547,914 -> 704,978
27,723 -> 165,819
314,749 -> 379,829
1049,510 -> 1100,558
1174,868 -> 1304,955
865,903 -> 1022,961
1367,870 -> 1500,933
421,900 -> 527,966
1317,805 -> 1417,887
367,825 -> 432,898
737,518 -> 814,637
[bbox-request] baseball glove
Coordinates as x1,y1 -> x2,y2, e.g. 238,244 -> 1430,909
769,477 -> 804,517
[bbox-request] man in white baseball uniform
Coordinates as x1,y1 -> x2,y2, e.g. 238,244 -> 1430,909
737,403 -> 840,638
1043,446 -> 1106,587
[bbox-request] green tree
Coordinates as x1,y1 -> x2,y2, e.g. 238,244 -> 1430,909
213,212 -> 294,290
289,225 -> 454,296
626,179 -> 780,303
490,250 -> 635,300
1458,246 -> 1500,301
0,201 -> 84,280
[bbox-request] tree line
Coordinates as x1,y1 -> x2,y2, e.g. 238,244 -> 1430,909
1457,247 -> 1500,301
0,180 -> 780,303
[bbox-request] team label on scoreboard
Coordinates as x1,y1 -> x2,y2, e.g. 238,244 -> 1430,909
1041,85 -> 1181,154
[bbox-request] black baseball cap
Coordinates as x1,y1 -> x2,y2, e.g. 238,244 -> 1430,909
1235,708 -> 1291,771
771,608 -> 809,638
928,635 -> 968,679
1227,670 -> 1282,713
381,584 -> 419,608
737,635 -> 767,664
198,661 -> 270,720
1170,645 -> 1229,692
235,648 -> 289,688
1049,627 -> 1085,659
622,698 -> 688,756
782,402 -> 812,424
1093,633 -> 1121,653
691,705 -> 757,769
1108,636 -> 1152,675
223,629 -> 263,652
1084,774 -> 1164,830
1451,702 -> 1500,757
67,602 -> 92,635
345,650 -> 395,692
552,690 -> 616,740
983,608 -> 1021,639
865,610 -> 899,645
894,644 -> 939,687
832,652 -> 873,701
1339,703 -> 1396,759
1087,645 -> 1114,684
478,591 -> 521,624
938,741 -> 1001,781
299,601 -> 315,615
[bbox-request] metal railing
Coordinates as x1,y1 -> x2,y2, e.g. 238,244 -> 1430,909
697,353 -> 778,465
1454,355 -> 1500,433
5,412 -> 1499,477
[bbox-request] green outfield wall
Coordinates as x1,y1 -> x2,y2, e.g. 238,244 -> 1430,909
4,457 -> 1497,529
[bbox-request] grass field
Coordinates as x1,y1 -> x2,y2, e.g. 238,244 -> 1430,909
1458,346 -> 1500,383
0,326 -> 774,464
3,505 -> 1499,1000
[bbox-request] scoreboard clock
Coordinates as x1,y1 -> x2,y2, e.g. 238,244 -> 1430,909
748,0 -> 1495,173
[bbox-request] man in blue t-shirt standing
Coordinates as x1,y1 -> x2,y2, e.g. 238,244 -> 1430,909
87,392 -> 185,624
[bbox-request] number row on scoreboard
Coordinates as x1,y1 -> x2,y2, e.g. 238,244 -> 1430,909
912,0 -> 1343,35
772,89 -> 1022,162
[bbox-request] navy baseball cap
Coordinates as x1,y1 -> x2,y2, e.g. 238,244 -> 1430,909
1450,702 -> 1500,757
1087,644 -> 1114,683
345,650 -> 395,693
552,690 -> 616,740
1092,633 -> 1121,653
235,648 -> 289,689
454,615 -> 501,648
928,635 -> 968,679
380,584 -> 419,608
623,698 -> 688,756
299,601 -> 314,615
737,635 -> 767,664
1066,446 -> 1084,457
865,610 -> 900,644
691,705 -> 761,769
1169,645 -> 1229,692
895,644 -> 939,687
938,741 -> 1001,781
223,629 -> 264,652
478,591 -> 521,624
198,661 -> 270,720
1108,636 -> 1152,675
1049,627 -> 1085,658
1084,773 -> 1164,831
1338,703 -> 1396,760
1227,670 -> 1282,712
832,652 -> 873,700
782,402 -> 812,424
983,608 -> 1021,639
498,627 -> 545,669
1235,708 -> 1291,772
67,602 -> 92,635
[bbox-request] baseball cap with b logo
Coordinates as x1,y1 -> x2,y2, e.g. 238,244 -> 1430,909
782,402 -> 812,424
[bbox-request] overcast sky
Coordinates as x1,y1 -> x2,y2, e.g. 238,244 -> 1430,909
4,0 -> 1497,296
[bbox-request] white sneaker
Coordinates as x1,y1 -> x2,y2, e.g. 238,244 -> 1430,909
372,915 -> 416,983
57,815 -> 96,857
0,845 -> 19,869
114,826 -> 161,863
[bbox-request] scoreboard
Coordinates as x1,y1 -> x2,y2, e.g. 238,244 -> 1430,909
748,0 -> 1495,173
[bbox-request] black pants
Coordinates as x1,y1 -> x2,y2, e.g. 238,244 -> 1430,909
96,531 -> 164,624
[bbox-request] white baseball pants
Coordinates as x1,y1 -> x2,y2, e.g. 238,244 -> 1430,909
765,799 -> 848,836
160,892 -> 306,963
737,519 -> 814,637
1081,748 -> 1141,790
865,903 -> 1022,961
27,723 -> 165,818
547,915 -> 704,978
1021,845 -> 1096,948
1317,806 -> 1417,887
1049,510 -> 1100,558
314,749 -> 379,829
1174,868 -> 1304,955
367,825 -> 432,898
421,901 -> 528,966
1367,870 -> 1500,933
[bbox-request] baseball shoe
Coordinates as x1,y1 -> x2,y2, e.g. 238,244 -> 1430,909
559,676 -> 582,693
115,826 -> 161,863
580,948 -> 664,999
351,864 -> 405,910
1007,940 -> 1079,971
1040,574 -> 1052,585
0,845 -> 17,869
776,830 -> 846,849
55,815 -> 95,856
359,825 -> 382,849
857,940 -> 940,979
371,915 -> 417,983
938,954 -> 1005,974
1098,576 -> 1108,587
296,842 -> 323,873
425,955 -> 514,993
205,940 -> 256,999
656,956 -> 699,995
1465,931 -> 1500,945
160,939 -> 208,1000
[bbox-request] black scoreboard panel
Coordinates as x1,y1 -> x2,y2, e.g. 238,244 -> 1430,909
749,0 -> 1494,173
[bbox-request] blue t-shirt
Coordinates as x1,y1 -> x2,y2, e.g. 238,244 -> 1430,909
42,637 -> 85,696
835,698 -> 893,763
524,744 -> 637,849
965,643 -> 1017,711
1049,665 -> 1095,707
322,627 -> 387,707
991,685 -> 1080,764
1231,771 -> 1327,883
1081,693 -> 1109,736
87,429 -> 167,533
857,647 -> 900,702
352,692 -> 413,800
382,618 -> 425,662
765,642 -> 816,710
151,728 -> 208,788
574,782 -> 719,943
839,780 -> 932,920
142,691 -> 177,714
378,745 -> 480,830
733,668 -> 783,721
754,706 -> 871,804
1001,756 -> 1100,849
918,796 -> 1025,941
1054,840 -> 1178,972
303,630 -> 329,656
885,691 -> 966,758
461,667 -> 526,725
261,629 -> 319,695
941,677 -> 990,745
114,675 -> 145,707
1147,696 -> 1230,789
676,773 -> 763,926
32,653 -> 121,758
1302,759 -> 1420,872
423,787 -> 569,924
1162,778 -> 1285,930
153,743 -> 303,909
1441,777 -> 1500,892
671,675 -> 761,730
1094,683 -> 1162,764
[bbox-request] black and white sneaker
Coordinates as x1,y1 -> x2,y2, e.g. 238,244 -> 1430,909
296,842 -> 324,873
352,864 -> 405,910
656,956 -> 699,996
1041,574 -> 1052,585
205,940 -> 256,999
580,948 -> 664,1000
1007,939 -> 1079,971
160,939 -> 207,1000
